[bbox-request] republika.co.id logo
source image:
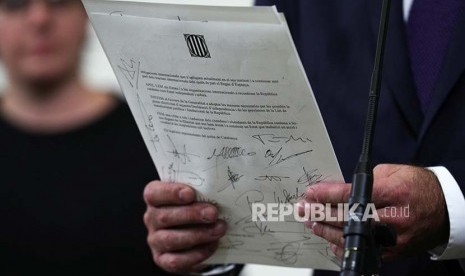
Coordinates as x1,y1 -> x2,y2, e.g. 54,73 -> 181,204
184,34 -> 211,58
251,202 -> 410,222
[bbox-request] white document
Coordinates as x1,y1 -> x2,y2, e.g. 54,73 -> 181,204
84,0 -> 343,270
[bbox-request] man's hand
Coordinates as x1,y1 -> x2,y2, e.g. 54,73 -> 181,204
143,181 -> 227,274
300,164 -> 449,261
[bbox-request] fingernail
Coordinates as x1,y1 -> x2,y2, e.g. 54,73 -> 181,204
178,188 -> 193,202
311,222 -> 318,230
304,221 -> 317,231
211,222 -> 226,236
306,188 -> 315,202
330,243 -> 337,253
201,207 -> 216,223
306,222 -> 318,235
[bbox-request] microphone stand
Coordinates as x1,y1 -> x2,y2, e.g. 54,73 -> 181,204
340,0 -> 396,275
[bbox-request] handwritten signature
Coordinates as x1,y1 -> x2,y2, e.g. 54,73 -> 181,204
167,162 -> 205,186
117,58 -> 140,89
233,190 -> 274,236
109,10 -> 124,16
255,175 -> 290,181
267,242 -> 301,264
297,167 -> 324,186
207,146 -> 256,160
252,134 -> 312,145
242,220 -> 274,236
264,147 -> 313,167
227,166 -> 243,189
167,135 -> 199,164
136,93 -> 159,152
217,166 -> 244,192
273,188 -> 305,204
220,237 -> 244,250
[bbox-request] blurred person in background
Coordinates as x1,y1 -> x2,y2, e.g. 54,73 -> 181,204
0,0 -> 177,274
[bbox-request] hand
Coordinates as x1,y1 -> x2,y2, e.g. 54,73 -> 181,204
143,181 -> 227,274
300,164 -> 449,261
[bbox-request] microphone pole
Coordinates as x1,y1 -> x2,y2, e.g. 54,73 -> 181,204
340,0 -> 392,275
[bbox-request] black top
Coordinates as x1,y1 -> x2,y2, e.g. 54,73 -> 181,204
0,99 -> 173,275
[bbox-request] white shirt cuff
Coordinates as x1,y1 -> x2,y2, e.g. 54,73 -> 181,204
427,166 -> 465,260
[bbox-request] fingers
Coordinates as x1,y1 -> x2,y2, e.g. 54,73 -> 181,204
144,181 -> 196,207
327,239 -> 397,262
298,201 -> 345,228
143,181 -> 225,273
306,164 -> 445,262
306,183 -> 350,205
329,243 -> 343,260
152,241 -> 219,274
317,223 -> 395,262
373,163 -> 403,178
309,222 -> 344,249
376,207 -> 410,230
314,222 -> 396,262
148,221 -> 227,252
303,164 -> 410,208
144,202 -> 219,230
305,180 -> 396,209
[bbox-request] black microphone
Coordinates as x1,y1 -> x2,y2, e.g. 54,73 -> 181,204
340,0 -> 394,275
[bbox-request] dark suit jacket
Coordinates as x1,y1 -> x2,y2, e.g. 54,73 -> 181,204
256,0 -> 465,275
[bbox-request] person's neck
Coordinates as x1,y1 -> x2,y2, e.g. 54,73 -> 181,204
0,76 -> 116,134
